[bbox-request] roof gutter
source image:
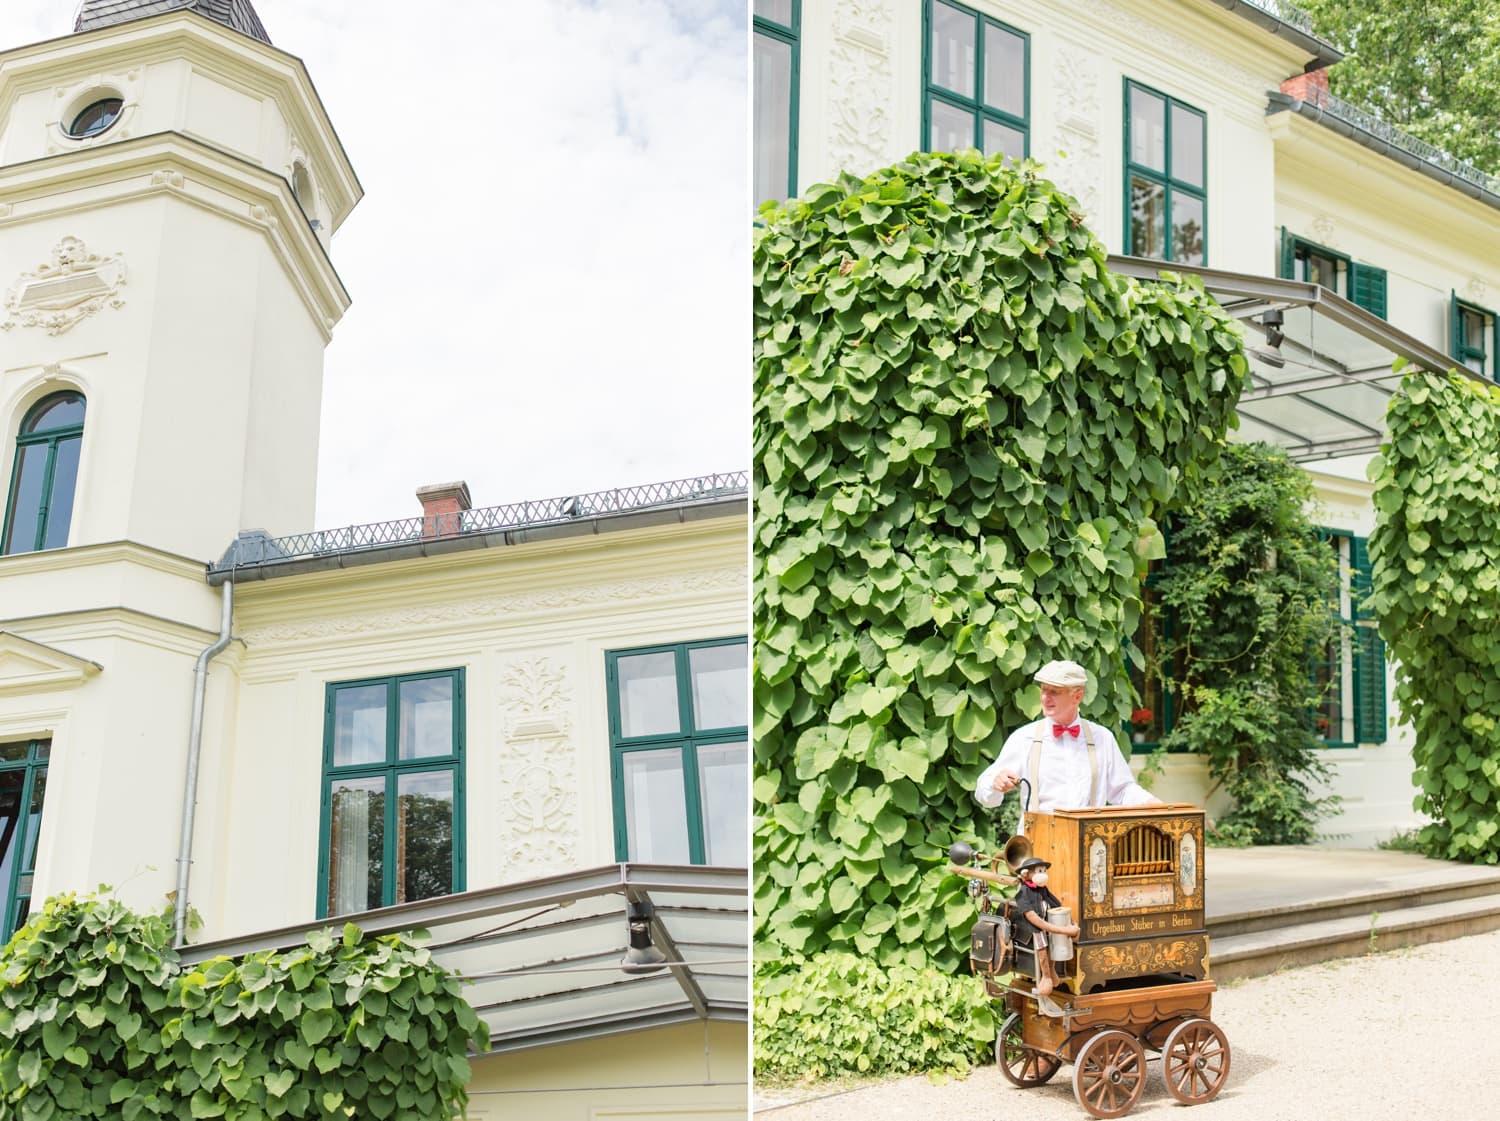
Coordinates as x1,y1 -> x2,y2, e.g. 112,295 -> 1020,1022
1203,0 -> 1343,68
1267,91 -> 1500,213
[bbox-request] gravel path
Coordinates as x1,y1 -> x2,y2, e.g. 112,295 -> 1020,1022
754,927 -> 1500,1121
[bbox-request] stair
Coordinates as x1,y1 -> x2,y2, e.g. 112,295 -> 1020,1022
1203,847 -> 1500,983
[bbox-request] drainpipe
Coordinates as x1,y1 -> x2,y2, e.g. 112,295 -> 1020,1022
175,579 -> 234,947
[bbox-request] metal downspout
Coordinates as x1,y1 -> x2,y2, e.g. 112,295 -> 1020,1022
175,579 -> 234,947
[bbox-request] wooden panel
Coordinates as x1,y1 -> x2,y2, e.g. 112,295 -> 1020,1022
1077,934 -> 1209,986
1085,909 -> 1204,941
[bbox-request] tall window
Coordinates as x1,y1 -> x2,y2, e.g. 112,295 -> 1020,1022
754,0 -> 799,206
608,638 -> 747,867
1317,531 -> 1386,746
3,392 -> 85,555
1451,293 -> 1498,380
1124,81 -> 1206,264
924,0 -> 1028,162
1279,230 -> 1388,319
0,738 -> 49,942
318,669 -> 464,917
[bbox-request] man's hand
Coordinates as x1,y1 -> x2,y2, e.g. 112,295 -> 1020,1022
990,769 -> 1020,795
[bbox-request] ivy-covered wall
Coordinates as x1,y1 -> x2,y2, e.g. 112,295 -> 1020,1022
752,151 -> 1248,967
1369,368 -> 1500,864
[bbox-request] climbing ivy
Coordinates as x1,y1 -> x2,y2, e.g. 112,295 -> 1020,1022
1149,441 -> 1343,845
753,150 -> 1248,967
0,892 -> 488,1119
1369,367 -> 1500,864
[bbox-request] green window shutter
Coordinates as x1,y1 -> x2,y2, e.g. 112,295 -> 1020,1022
1279,226 -> 1293,279
1349,263 -> 1387,319
1450,290 -> 1463,361
1350,535 -> 1387,744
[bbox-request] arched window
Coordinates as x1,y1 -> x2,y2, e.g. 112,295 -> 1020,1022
3,392 -> 85,555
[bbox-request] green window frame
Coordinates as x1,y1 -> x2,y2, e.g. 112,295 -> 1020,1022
1450,292 -> 1499,381
607,637 -> 748,867
317,669 -> 465,918
753,0 -> 800,206
1124,80 -> 1206,264
922,0 -> 1029,163
1279,229 -> 1387,319
0,738 -> 50,943
3,392 -> 85,556
1315,531 -> 1386,747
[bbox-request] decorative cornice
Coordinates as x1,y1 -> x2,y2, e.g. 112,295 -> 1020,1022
237,567 -> 748,644
0,630 -> 103,695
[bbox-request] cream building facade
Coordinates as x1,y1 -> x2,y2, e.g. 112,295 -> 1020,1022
755,0 -> 1500,845
1,2 -> 747,1117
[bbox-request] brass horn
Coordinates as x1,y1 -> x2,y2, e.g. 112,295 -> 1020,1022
1002,832 -> 1033,874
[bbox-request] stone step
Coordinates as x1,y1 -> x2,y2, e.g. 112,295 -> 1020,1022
1208,872 -> 1500,939
1209,892 -> 1500,983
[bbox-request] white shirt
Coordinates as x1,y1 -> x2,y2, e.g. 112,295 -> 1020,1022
974,718 -> 1159,812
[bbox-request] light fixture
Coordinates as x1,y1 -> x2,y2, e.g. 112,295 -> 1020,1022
620,899 -> 667,975
1250,307 -> 1286,368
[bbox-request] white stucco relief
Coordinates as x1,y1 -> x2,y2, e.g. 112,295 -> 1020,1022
1073,0 -> 1264,95
497,655 -> 578,875
1051,47 -> 1104,223
237,567 -> 747,643
827,0 -> 894,177
2,236 -> 127,335
1311,213 -> 1336,247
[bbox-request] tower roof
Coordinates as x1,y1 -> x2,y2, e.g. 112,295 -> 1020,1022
73,0 -> 271,45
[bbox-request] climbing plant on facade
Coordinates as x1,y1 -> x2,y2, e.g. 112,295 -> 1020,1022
752,150 -> 1249,968
0,892 -> 488,1119
1369,367 -> 1500,864
1147,441 -> 1343,845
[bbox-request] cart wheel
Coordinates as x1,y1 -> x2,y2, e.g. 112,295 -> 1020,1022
1072,1029 -> 1146,1119
1162,1017 -> 1231,1104
995,1012 -> 1061,1087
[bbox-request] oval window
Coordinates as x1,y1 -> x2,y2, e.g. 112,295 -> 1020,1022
67,98 -> 123,139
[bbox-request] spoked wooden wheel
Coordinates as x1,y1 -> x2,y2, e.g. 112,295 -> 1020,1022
1162,1017 -> 1231,1104
1072,1029 -> 1147,1118
995,1012 -> 1062,1087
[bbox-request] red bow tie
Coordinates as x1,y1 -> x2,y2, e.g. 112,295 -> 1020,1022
1054,723 -> 1081,738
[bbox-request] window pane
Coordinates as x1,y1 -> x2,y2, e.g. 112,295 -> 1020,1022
982,24 -> 1025,117
689,643 -> 748,730
983,118 -> 1026,162
396,770 -> 454,904
1301,250 -> 1339,290
617,652 -> 681,737
0,771 -> 25,901
1464,308 -> 1488,351
754,30 -> 793,205
929,97 -> 976,153
398,676 -> 454,759
1130,176 -> 1165,258
698,741 -> 748,867
41,435 -> 81,551
930,1 -> 976,98
1130,87 -> 1165,171
0,742 -> 30,763
1170,103 -> 1204,187
622,749 -> 690,863
754,0 -> 793,26
1172,193 -> 1205,265
3,444 -> 48,555
23,394 -> 84,434
328,777 -> 384,916
332,684 -> 387,766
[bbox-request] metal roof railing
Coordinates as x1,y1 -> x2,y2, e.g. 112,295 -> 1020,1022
209,471 -> 748,576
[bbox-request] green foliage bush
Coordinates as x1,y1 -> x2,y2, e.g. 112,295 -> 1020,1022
1150,442 -> 1343,844
1369,369 -> 1500,863
754,952 -> 997,1081
752,150 -> 1248,967
0,893 -> 488,1119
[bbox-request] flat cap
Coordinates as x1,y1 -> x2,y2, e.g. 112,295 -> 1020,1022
1035,660 -> 1088,688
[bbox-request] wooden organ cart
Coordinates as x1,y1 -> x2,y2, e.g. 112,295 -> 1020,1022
950,804 -> 1230,1118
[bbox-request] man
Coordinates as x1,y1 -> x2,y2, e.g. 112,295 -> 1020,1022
975,660 -> 1159,812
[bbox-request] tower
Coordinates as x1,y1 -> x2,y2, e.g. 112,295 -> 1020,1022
0,0 -> 361,562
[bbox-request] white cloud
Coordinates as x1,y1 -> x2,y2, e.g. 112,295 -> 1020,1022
0,0 -> 748,527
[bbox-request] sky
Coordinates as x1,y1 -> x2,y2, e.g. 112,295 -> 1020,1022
0,0 -> 748,528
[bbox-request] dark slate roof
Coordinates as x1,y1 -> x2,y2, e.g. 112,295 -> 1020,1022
73,0 -> 271,45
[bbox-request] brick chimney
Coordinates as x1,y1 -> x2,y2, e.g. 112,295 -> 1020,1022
1281,67 -> 1330,108
417,481 -> 471,540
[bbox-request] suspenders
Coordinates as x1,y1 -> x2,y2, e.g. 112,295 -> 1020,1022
1027,722 -> 1099,807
